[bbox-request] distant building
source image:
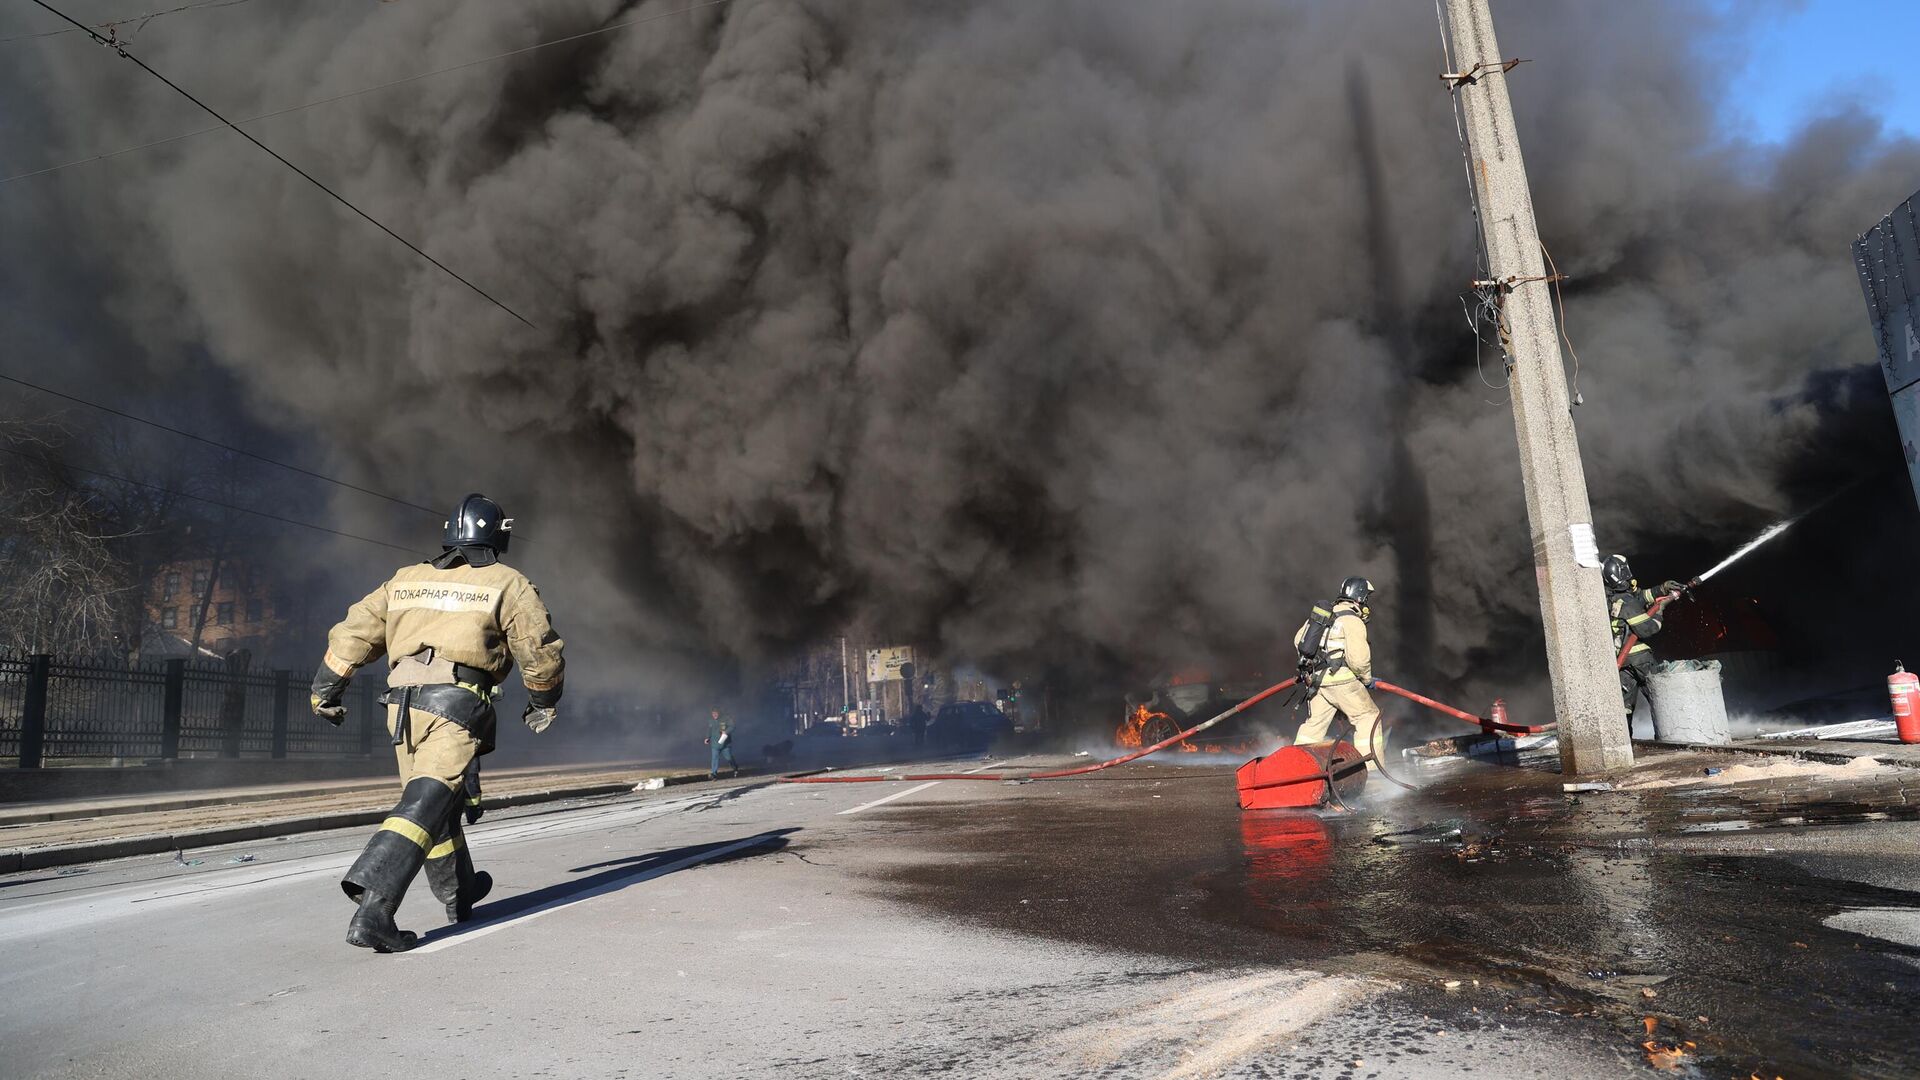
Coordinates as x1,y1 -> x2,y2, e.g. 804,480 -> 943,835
142,557 -> 311,665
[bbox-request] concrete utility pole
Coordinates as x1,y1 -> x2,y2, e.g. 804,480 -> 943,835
1442,0 -> 1631,773
840,635 -> 851,717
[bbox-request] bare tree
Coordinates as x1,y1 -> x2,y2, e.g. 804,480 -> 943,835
0,421 -> 140,655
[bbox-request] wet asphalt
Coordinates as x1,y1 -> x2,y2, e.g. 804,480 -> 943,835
867,749 -> 1920,1078
4,746 -> 1917,1078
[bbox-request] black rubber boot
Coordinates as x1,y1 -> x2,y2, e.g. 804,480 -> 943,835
450,868 -> 493,923
425,840 -> 493,922
346,889 -> 418,953
340,777 -> 457,949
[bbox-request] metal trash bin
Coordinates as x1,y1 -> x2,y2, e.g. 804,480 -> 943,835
1647,659 -> 1731,745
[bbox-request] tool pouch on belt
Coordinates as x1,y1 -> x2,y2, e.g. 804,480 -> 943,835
383,648 -> 500,754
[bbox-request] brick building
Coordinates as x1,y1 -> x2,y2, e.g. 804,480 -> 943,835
144,558 -> 309,663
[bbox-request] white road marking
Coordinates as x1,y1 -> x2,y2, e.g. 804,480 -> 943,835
834,760 -> 1007,816
0,792 -> 732,942
837,781 -> 941,816
407,830 -> 787,954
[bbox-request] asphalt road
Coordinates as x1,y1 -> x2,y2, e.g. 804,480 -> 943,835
3,750 -> 1917,1078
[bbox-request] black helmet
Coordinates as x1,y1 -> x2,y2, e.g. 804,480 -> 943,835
1601,553 -> 1633,592
444,493 -> 512,554
1338,576 -> 1375,605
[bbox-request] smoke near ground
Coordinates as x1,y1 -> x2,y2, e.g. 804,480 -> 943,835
5,0 -> 1919,715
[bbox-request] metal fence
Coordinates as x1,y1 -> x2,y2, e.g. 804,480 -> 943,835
0,651 -> 381,767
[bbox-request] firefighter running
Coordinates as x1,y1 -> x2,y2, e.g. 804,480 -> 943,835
1604,553 -> 1683,729
310,493 -> 566,953
1291,576 -> 1383,766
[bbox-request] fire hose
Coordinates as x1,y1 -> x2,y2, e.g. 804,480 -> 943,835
779,675 -> 1547,789
1613,580 -> 1695,668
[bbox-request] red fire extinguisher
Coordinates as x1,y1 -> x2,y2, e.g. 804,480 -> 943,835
1890,663 -> 1920,744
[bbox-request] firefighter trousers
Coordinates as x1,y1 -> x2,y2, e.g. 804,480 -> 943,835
341,706 -> 480,911
1620,659 -> 1654,728
1295,679 -> 1382,763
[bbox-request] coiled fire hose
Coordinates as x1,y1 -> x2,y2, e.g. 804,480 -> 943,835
778,677 -> 1551,789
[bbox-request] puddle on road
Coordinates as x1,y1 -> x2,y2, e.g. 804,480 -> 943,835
868,754 -> 1920,1078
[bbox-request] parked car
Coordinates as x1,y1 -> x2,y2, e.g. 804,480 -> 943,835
927,701 -> 1014,750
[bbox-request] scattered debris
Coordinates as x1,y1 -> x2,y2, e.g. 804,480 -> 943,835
1563,781 -> 1613,793
1442,980 -> 1462,991
1373,823 -> 1465,846
55,867 -> 88,877
171,850 -> 201,867
636,777 -> 667,791
1640,987 -> 1658,999
229,854 -> 256,864
1622,754 -> 1892,791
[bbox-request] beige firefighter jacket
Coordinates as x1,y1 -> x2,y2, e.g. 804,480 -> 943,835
1293,600 -> 1372,686
322,559 -> 564,695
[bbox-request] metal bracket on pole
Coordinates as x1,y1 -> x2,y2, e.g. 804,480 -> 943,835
1440,57 -> 1527,87
1472,273 -> 1567,292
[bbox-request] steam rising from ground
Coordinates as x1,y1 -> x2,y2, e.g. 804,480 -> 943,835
6,0 -> 1918,710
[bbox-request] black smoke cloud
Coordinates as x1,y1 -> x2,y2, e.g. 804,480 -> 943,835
5,0 -> 1919,712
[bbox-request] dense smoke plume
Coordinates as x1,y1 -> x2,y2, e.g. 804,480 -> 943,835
5,0 -> 1919,714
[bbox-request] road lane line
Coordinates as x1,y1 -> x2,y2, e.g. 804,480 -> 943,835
407,831 -> 786,954
0,792 -> 737,938
837,781 -> 941,815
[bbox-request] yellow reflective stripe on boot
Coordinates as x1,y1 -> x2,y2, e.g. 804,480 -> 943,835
426,833 -> 465,859
379,817 -> 434,849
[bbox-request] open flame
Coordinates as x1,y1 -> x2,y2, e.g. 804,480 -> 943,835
1114,703 -> 1256,754
1114,703 -> 1166,749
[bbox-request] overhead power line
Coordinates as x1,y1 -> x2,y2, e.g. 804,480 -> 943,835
0,0 -> 734,186
24,0 -> 537,329
0,443 -> 425,555
0,0 -> 261,45
0,369 -> 442,516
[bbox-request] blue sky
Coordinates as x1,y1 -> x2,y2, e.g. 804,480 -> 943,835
1717,0 -> 1920,142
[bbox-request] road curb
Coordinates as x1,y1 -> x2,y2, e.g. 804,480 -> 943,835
1638,738 -> 1920,770
0,773 -> 717,874
0,760 -> 672,826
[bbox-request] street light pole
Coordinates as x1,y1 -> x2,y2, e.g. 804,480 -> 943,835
1442,0 -> 1631,773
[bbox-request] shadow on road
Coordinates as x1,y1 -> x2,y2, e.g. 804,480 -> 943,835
412,828 -> 797,948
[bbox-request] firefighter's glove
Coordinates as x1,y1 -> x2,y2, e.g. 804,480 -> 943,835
310,664 -> 350,726
523,685 -> 561,734
1660,580 -> 1685,596
1363,676 -> 1377,690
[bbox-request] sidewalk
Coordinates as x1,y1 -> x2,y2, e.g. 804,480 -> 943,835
0,761 -> 716,874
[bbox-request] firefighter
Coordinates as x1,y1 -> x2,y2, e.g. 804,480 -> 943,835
311,493 -> 565,953
1605,554 -> 1682,729
706,707 -> 738,780
1292,576 -> 1383,764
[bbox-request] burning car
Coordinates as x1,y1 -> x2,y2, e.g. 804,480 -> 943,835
1114,670 -> 1284,754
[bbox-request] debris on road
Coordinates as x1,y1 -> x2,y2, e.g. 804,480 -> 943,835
229,854 -> 256,864
1563,782 -> 1613,793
